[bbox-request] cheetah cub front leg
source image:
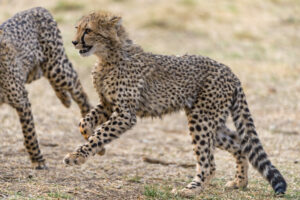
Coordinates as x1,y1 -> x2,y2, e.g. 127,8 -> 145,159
64,110 -> 136,165
78,104 -> 112,156
78,104 -> 111,139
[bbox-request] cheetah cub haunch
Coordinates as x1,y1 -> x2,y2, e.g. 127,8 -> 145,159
64,11 -> 287,196
0,7 -> 91,169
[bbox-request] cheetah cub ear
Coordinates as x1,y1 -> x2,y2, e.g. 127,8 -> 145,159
109,16 -> 122,28
107,15 -> 123,44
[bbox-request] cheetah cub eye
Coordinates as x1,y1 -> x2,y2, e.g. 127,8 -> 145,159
84,28 -> 92,34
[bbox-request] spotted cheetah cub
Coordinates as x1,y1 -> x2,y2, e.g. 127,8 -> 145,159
64,11 -> 286,196
0,7 -> 91,169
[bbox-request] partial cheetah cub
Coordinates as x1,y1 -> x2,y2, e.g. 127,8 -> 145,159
64,11 -> 286,196
0,7 -> 91,169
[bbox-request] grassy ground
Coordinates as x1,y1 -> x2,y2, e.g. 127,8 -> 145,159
0,0 -> 300,199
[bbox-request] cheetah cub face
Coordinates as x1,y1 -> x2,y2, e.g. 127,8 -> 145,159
72,11 -> 122,57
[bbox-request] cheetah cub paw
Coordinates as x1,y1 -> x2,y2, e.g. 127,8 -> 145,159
32,161 -> 48,170
63,152 -> 87,166
225,179 -> 248,189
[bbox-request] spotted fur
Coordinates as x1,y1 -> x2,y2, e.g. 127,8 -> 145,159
0,7 -> 91,169
63,11 -> 286,196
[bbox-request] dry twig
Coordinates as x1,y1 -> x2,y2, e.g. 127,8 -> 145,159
142,156 -> 195,168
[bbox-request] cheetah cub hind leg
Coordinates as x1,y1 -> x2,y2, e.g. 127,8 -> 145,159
216,125 -> 249,189
53,88 -> 72,108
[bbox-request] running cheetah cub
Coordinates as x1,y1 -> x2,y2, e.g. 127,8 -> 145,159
0,7 -> 91,169
64,11 -> 286,196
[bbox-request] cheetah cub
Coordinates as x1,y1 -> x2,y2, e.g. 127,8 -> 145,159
64,11 -> 287,196
0,7 -> 91,169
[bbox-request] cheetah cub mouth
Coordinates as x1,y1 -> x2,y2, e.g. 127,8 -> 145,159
79,45 -> 94,56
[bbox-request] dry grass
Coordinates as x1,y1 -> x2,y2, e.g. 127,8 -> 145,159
0,0 -> 300,199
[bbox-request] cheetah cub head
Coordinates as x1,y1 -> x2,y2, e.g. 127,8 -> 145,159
72,11 -> 126,57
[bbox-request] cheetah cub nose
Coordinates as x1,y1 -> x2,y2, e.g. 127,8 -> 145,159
72,41 -> 78,46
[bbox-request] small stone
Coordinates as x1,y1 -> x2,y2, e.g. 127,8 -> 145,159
187,175 -> 193,179
116,185 -> 122,189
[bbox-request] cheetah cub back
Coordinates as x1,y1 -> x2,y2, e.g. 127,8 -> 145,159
0,7 -> 91,169
64,11 -> 287,196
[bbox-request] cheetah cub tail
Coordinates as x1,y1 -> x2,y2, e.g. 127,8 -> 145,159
230,87 -> 287,195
